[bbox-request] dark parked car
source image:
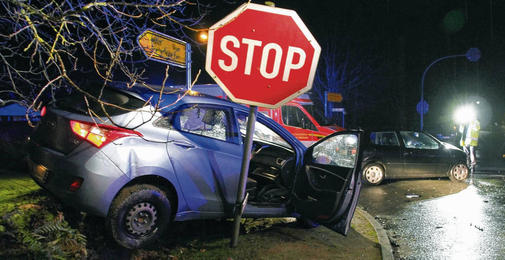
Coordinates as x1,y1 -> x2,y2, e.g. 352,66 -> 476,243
361,130 -> 469,185
27,87 -> 364,248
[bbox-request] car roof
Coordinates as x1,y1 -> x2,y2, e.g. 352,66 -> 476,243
114,85 -> 305,147
113,85 -> 240,108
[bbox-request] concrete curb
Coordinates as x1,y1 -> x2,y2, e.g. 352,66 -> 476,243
356,207 -> 394,260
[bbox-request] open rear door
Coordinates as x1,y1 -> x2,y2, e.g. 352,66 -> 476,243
292,131 -> 363,235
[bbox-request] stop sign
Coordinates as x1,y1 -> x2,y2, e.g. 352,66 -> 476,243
205,3 -> 321,108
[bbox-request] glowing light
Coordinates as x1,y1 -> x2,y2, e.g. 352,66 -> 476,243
264,1 -> 275,7
454,105 -> 476,124
187,89 -> 199,96
198,31 -> 208,42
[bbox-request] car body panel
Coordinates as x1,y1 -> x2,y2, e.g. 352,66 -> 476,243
28,142 -> 129,216
166,129 -> 241,216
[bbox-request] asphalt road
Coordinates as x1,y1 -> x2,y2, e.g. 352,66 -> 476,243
358,174 -> 505,260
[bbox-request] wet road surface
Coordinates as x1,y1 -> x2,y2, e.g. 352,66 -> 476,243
359,175 -> 505,259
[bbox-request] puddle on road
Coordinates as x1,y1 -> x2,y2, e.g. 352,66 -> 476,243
405,194 -> 420,199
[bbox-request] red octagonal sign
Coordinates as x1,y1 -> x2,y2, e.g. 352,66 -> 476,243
205,3 -> 321,108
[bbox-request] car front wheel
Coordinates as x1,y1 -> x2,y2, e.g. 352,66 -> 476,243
448,163 -> 469,182
362,163 -> 385,185
108,184 -> 172,249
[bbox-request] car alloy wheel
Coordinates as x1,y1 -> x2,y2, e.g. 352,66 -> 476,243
449,163 -> 469,182
363,164 -> 384,185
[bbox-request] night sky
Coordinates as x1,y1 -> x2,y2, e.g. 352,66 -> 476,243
187,0 -> 505,132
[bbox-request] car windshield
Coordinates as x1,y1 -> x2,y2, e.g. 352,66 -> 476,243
302,104 -> 331,125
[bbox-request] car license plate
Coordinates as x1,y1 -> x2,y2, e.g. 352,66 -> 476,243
32,163 -> 48,184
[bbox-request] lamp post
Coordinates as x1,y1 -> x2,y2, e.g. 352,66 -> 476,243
419,48 -> 481,130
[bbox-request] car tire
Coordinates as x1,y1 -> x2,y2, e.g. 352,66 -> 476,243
362,163 -> 385,185
448,163 -> 469,182
108,184 -> 172,249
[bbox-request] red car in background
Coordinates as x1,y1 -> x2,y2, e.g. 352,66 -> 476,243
191,84 -> 344,146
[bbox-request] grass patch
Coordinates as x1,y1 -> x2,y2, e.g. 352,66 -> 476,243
352,209 -> 379,243
0,171 -> 87,259
0,172 -> 41,213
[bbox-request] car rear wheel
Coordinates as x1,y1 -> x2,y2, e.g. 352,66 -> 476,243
362,163 -> 385,185
448,163 -> 469,182
108,184 -> 172,249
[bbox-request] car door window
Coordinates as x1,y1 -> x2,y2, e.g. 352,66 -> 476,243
370,131 -> 400,146
281,105 -> 317,131
400,131 -> 439,149
312,134 -> 358,168
236,112 -> 292,149
173,105 -> 230,142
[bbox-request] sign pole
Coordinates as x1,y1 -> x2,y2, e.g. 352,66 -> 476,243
186,43 -> 192,89
324,91 -> 328,118
231,105 -> 257,248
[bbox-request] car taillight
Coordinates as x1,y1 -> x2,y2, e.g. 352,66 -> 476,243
69,177 -> 83,192
40,106 -> 47,117
69,120 -> 142,148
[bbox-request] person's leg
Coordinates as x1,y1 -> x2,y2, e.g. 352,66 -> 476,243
463,145 -> 470,166
469,146 -> 476,172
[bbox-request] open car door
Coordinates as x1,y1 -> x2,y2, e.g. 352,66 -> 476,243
292,131 -> 363,235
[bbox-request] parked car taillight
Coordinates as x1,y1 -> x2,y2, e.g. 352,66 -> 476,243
70,120 -> 142,148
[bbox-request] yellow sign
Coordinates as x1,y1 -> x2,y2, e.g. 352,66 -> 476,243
138,29 -> 186,67
327,92 -> 343,102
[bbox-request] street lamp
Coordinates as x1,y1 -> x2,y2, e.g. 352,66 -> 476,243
198,31 -> 208,43
419,47 -> 481,130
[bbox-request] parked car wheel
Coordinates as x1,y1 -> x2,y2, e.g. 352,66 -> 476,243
362,163 -> 385,185
108,184 -> 172,249
448,163 -> 469,182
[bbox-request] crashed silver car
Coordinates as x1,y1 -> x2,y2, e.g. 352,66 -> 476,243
28,87 -> 364,248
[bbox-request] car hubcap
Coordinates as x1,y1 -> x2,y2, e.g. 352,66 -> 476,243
451,164 -> 468,181
365,166 -> 383,183
126,202 -> 158,236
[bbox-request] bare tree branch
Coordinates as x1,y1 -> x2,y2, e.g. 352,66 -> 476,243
0,0 -> 213,126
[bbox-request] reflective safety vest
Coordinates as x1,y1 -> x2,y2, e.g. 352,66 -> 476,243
463,120 -> 480,147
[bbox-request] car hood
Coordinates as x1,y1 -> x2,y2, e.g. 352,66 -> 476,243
442,142 -> 463,152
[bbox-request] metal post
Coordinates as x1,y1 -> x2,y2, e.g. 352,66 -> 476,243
186,43 -> 192,89
231,106 -> 257,248
420,54 -> 466,131
324,91 -> 328,118
342,109 -> 345,129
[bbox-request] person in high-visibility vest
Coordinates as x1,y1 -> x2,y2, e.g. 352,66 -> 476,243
460,119 -> 480,170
